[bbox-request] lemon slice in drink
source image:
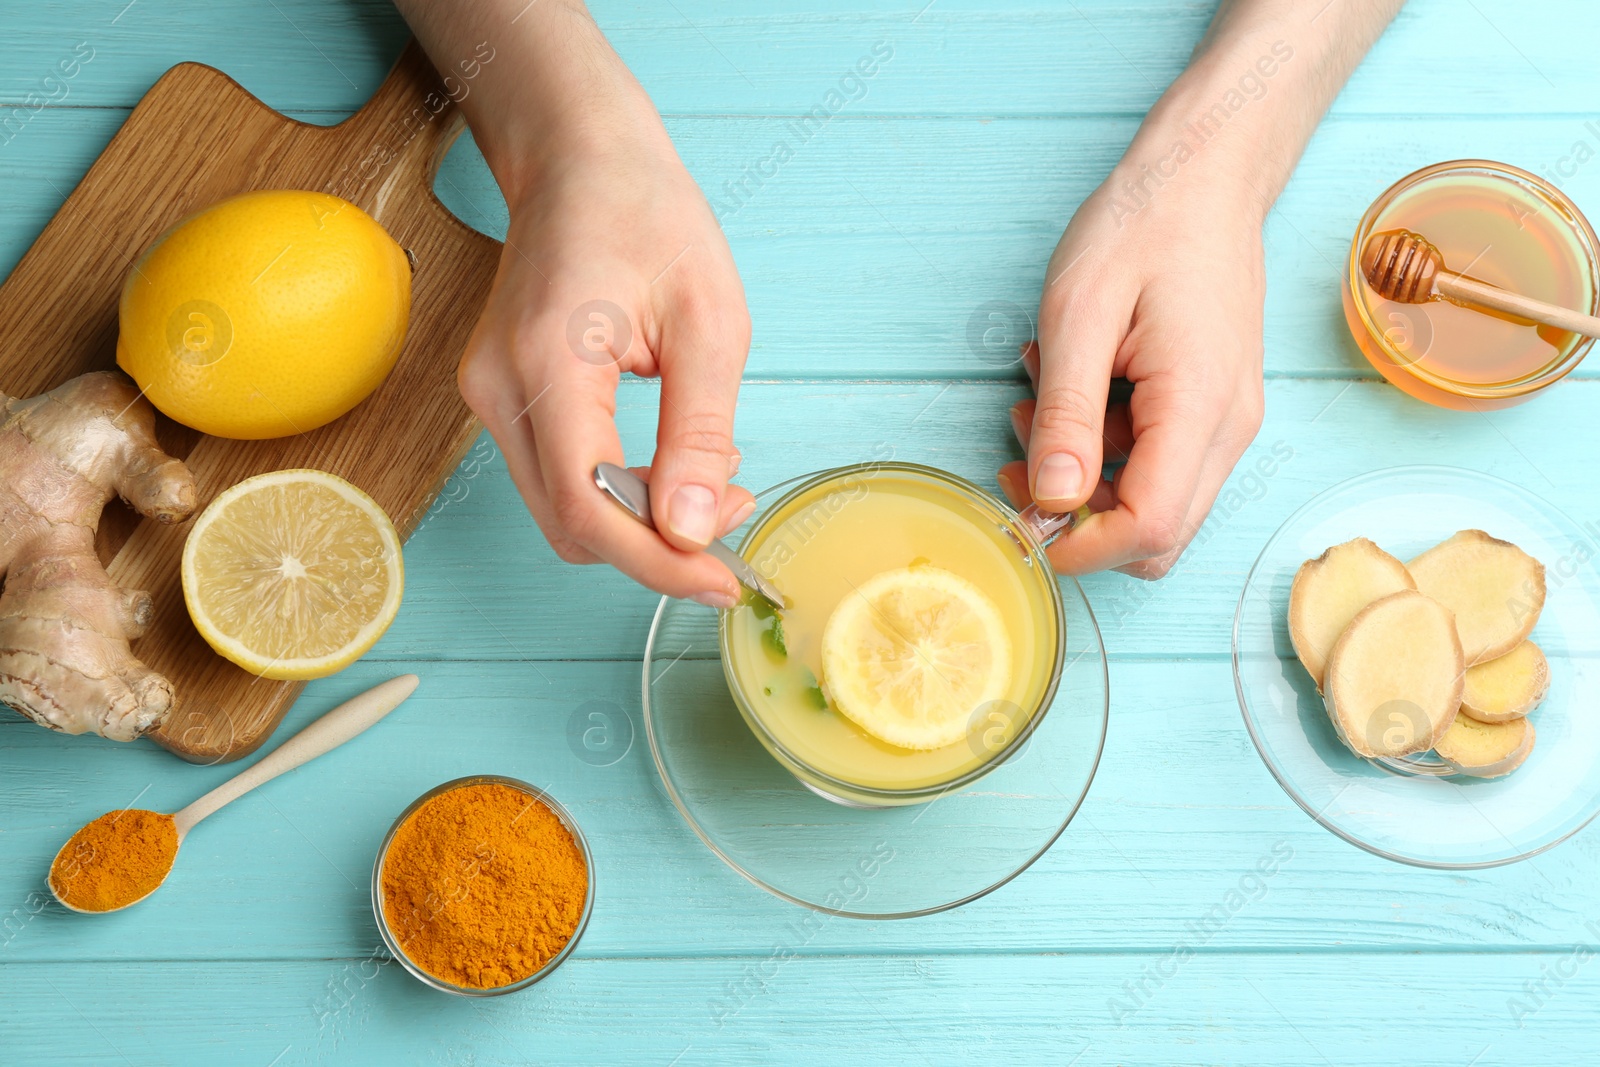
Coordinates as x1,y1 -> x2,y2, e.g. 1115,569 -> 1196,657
182,469 -> 404,680
820,566 -> 1012,750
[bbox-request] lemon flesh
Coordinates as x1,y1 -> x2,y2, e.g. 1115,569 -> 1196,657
117,189 -> 410,440
820,566 -> 1012,751
182,470 -> 403,680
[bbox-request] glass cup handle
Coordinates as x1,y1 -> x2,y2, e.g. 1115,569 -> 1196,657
1018,503 -> 1090,550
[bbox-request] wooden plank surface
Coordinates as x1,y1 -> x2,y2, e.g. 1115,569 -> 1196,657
0,0 -> 1590,117
2,954 -> 1597,1067
204,377 -> 1600,665
10,110 -> 1600,381
3,1 -> 1600,1065
4,659 -> 1600,963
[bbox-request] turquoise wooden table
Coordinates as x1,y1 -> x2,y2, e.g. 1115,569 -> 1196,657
5,2 -> 1600,1063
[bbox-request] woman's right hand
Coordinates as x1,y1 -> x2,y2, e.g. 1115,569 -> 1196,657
436,2 -> 756,607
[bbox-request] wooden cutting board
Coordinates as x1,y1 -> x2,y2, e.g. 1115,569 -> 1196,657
0,42 -> 501,763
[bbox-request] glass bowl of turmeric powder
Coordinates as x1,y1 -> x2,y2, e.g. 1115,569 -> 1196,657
371,775 -> 594,997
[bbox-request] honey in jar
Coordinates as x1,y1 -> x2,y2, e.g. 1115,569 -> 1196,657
1343,159 -> 1600,409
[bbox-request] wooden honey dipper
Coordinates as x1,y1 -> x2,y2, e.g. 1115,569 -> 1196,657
1361,228 -> 1600,339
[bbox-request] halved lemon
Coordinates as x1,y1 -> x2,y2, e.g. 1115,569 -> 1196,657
182,469 -> 404,680
820,566 -> 1012,750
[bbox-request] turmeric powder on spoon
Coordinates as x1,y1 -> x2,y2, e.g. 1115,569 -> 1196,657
50,809 -> 179,913
47,677 -> 417,914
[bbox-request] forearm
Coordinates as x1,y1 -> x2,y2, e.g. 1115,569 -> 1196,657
1114,0 -> 1404,220
392,0 -> 664,202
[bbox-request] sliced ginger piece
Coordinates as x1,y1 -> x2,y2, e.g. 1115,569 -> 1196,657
1407,529 -> 1545,665
1434,711 -> 1534,778
1289,537 -> 1415,690
1323,590 -> 1463,758
1460,640 -> 1548,724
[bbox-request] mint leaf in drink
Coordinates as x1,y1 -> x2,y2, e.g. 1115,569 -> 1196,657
747,589 -> 778,620
800,666 -> 827,710
762,615 -> 787,660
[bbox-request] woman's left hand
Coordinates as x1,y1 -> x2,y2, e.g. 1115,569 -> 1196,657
995,165 -> 1267,580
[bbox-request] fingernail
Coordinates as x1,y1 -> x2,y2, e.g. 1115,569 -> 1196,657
996,471 -> 1015,500
1009,405 -> 1028,445
693,589 -> 740,610
668,484 -> 717,545
720,499 -> 756,537
1034,453 -> 1083,505
728,450 -> 742,476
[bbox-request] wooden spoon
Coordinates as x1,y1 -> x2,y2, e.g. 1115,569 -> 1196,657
1360,228 -> 1600,339
50,674 -> 419,914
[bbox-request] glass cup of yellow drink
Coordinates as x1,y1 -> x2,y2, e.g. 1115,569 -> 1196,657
718,462 -> 1070,807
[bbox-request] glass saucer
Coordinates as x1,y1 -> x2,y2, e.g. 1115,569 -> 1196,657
1235,465 -> 1600,868
642,479 -> 1109,918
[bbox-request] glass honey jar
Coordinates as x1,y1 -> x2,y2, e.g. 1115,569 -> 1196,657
1344,159 -> 1600,410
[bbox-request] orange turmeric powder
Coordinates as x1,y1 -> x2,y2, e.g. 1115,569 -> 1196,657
380,781 -> 588,989
49,809 -> 179,913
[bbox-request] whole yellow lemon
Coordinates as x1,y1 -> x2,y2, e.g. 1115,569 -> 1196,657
117,190 -> 410,440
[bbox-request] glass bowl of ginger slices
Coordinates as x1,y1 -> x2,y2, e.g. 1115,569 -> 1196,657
1234,465 -> 1600,868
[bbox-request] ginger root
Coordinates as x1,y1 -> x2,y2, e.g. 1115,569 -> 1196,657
0,372 -> 196,740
